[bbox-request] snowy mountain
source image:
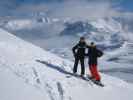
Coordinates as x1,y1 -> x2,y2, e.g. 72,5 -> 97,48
0,29 -> 133,100
0,28 -> 133,100
1,16 -> 133,83
1,17 -> 129,55
1,17 -> 126,48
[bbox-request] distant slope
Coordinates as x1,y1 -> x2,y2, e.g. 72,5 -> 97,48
0,28 -> 133,100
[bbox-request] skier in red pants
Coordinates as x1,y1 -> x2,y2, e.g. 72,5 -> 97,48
86,42 -> 103,82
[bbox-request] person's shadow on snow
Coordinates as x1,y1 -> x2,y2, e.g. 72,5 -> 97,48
36,59 -> 90,81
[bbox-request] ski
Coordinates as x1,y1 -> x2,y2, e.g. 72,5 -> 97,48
92,80 -> 104,87
66,73 -> 90,81
87,77 -> 104,87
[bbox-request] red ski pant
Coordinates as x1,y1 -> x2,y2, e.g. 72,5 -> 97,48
89,64 -> 101,81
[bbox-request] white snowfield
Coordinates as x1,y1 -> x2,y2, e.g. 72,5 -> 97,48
0,28 -> 133,100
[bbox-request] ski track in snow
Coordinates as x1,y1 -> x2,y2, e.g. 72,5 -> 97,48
57,82 -> 64,100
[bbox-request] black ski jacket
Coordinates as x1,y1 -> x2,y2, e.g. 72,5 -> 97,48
72,42 -> 88,59
87,47 -> 103,65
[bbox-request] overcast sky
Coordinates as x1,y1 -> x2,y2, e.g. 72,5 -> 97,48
0,0 -> 133,19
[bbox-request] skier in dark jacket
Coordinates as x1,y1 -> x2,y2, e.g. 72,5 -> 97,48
72,37 -> 88,76
87,42 -> 103,82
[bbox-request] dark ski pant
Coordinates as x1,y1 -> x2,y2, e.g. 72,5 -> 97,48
89,64 -> 101,81
73,57 -> 85,75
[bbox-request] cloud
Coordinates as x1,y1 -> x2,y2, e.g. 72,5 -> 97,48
47,0 -> 117,19
0,0 -> 133,21
7,0 -> 120,19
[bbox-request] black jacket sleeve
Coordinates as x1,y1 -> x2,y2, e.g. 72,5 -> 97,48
97,49 -> 103,57
72,44 -> 78,54
86,44 -> 91,49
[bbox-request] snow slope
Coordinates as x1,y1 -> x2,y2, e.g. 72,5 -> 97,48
0,67 -> 49,100
0,28 -> 133,100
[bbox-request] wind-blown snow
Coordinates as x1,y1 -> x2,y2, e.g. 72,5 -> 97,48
0,28 -> 133,100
